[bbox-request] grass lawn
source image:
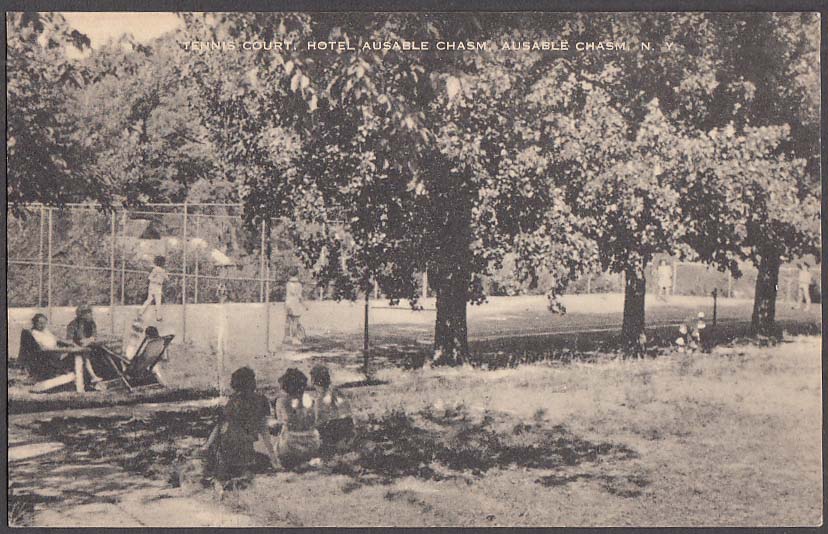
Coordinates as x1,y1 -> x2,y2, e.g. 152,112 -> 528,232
9,334 -> 822,527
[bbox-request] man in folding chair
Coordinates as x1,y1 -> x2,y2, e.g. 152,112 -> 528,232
97,328 -> 174,392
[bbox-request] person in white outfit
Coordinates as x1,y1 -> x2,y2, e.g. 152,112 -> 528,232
141,256 -> 169,321
284,270 -> 306,346
797,263 -> 812,311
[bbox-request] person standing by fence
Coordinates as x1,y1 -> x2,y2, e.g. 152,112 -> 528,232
797,263 -> 812,311
283,269 -> 306,346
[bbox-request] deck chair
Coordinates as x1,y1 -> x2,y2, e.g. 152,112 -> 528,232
19,329 -> 80,392
98,335 -> 174,392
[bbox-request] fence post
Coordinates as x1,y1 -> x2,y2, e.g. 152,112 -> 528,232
727,270 -> 732,299
182,203 -> 188,349
363,283 -> 370,378
265,260 -> 271,354
712,288 -> 718,329
422,271 -> 428,300
110,211 -> 116,337
259,221 -> 266,302
265,220 -> 272,353
38,206 -> 45,307
46,208 -> 53,321
194,214 -> 200,304
586,273 -> 592,294
120,210 -> 127,306
672,262 -> 678,295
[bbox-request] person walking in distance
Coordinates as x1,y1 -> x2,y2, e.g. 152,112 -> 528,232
656,259 -> 673,302
797,262 -> 812,311
284,268 -> 306,346
141,256 -> 169,322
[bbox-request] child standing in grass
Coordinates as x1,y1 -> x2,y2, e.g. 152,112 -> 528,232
274,368 -> 320,468
141,256 -> 169,322
310,365 -> 354,454
202,367 -> 278,486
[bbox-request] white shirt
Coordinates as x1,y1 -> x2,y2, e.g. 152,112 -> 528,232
657,264 -> 672,286
285,279 -> 303,311
148,266 -> 168,286
31,328 -> 59,350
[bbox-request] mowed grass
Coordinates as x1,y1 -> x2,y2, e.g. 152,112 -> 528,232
14,335 -> 822,527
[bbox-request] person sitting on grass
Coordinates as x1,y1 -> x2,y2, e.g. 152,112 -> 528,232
310,365 -> 354,454
274,368 -> 320,469
123,313 -> 145,361
202,366 -> 278,489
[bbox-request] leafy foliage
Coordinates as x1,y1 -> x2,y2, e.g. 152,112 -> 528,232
6,13 -> 102,211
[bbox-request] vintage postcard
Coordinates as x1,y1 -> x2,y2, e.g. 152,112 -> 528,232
6,10 -> 822,527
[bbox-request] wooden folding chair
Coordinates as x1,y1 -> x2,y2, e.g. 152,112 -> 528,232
98,335 -> 174,392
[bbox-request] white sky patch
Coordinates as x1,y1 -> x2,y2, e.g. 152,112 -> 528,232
61,12 -> 183,49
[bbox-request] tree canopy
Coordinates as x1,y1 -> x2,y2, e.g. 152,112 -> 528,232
7,12 -> 101,211
6,11 -> 820,357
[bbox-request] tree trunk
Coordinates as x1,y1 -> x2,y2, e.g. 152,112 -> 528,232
621,262 -> 647,349
751,248 -> 781,337
432,265 -> 469,366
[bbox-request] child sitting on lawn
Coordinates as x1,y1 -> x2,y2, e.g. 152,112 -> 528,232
310,365 -> 354,454
202,367 -> 278,486
273,368 -> 320,469
123,314 -> 145,361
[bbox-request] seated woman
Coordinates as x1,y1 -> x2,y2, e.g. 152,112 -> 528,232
65,305 -> 108,382
19,313 -> 77,382
273,368 -> 320,469
310,365 -> 354,454
202,367 -> 277,486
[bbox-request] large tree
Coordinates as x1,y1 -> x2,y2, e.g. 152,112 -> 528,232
520,13 -> 729,347
702,13 -> 820,336
182,13 -> 594,365
527,12 -> 819,344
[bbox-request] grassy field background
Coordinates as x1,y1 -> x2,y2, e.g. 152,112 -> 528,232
8,293 -> 812,361
8,294 -> 820,408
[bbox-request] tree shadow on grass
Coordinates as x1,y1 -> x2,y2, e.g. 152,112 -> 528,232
27,408 -> 218,480
324,407 -> 640,494
535,472 -> 650,498
21,404 -> 644,504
